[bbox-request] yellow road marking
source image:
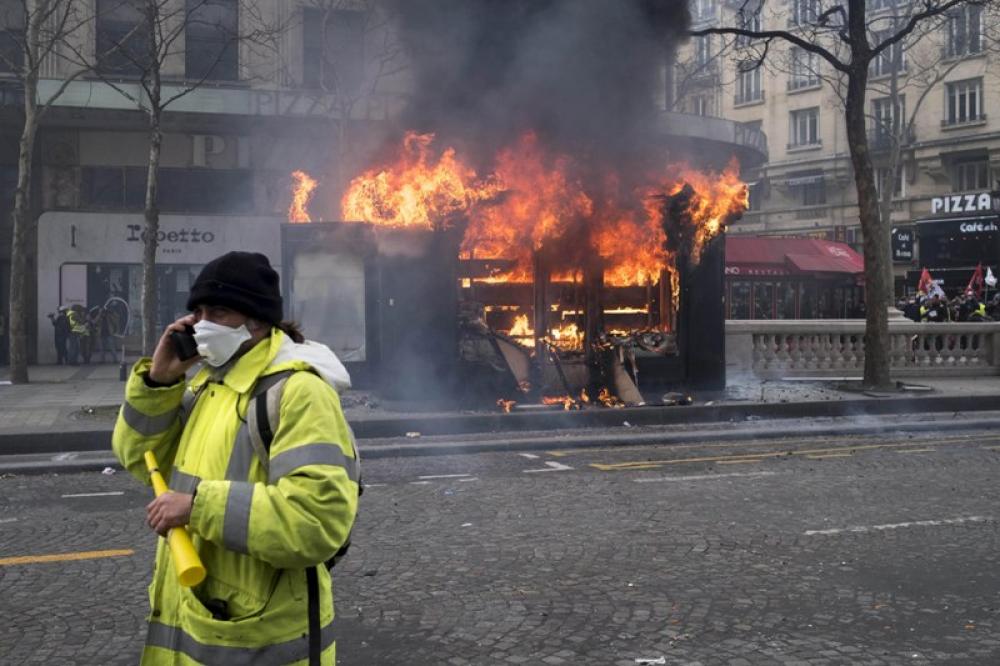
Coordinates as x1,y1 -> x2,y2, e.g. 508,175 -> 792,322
559,432 -> 1000,459
716,459 -> 763,465
0,549 -> 134,566
590,439 -> 960,472
806,453 -> 853,459
895,448 -> 935,454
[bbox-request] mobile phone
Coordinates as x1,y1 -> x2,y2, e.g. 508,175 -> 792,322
169,325 -> 200,361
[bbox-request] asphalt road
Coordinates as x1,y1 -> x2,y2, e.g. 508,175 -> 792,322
3,429 -> 1000,665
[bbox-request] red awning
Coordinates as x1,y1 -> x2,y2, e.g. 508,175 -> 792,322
726,236 -> 864,276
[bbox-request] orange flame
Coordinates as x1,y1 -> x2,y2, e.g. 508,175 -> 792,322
496,398 -> 517,413
339,133 -> 747,288
541,395 -> 580,411
341,132 -> 502,230
289,170 -> 318,223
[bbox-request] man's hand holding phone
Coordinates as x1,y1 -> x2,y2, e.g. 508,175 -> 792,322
149,315 -> 202,385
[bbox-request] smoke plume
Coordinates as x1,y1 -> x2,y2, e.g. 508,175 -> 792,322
385,0 -> 691,174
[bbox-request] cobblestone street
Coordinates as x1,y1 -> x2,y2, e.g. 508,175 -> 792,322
3,430 -> 1000,664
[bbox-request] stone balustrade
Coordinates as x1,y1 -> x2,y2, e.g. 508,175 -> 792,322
726,318 -> 1000,379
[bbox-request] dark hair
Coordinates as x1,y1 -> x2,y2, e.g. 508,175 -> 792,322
277,320 -> 305,343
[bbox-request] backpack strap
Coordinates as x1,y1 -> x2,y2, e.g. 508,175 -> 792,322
247,369 -> 362,571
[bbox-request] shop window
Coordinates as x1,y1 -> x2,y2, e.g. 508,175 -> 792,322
753,282 -> 774,319
97,0 -> 151,76
944,78 -> 984,125
185,0 -> 238,81
798,282 -> 817,318
80,166 -> 254,213
951,158 -> 989,192
730,281 -> 751,319
302,7 -> 365,92
776,282 -> 797,319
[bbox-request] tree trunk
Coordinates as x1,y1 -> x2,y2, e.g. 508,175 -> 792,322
141,110 -> 162,356
7,74 -> 39,383
845,69 -> 893,389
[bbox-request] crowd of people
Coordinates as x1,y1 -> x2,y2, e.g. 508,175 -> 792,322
46,303 -> 119,365
897,291 -> 998,323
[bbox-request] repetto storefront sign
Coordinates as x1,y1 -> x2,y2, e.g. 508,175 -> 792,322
36,212 -> 282,363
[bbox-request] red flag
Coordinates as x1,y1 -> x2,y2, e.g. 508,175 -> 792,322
917,268 -> 933,295
966,263 -> 985,298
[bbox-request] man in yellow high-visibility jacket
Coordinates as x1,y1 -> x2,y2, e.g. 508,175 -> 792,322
113,251 -> 359,665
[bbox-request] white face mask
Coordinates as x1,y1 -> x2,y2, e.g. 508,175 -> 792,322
193,319 -> 252,367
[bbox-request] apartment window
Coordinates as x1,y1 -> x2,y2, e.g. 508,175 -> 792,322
0,2 -> 24,73
735,62 -> 762,104
945,78 -> 984,125
691,0 -> 716,22
947,5 -> 982,57
875,165 -> 905,199
870,31 -> 905,78
789,107 -> 819,147
872,95 -> 905,143
790,0 -> 819,26
735,6 -> 761,47
952,158 -> 989,192
96,0 -> 151,76
802,180 -> 826,205
695,35 -> 712,66
789,47 -> 819,89
303,8 -> 365,91
185,0 -> 238,81
690,94 -> 711,116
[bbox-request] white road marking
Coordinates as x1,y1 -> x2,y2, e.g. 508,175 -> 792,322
409,481 -> 432,485
363,483 -> 387,488
523,461 -> 574,473
634,471 -> 777,484
61,491 -> 125,498
458,477 -> 479,483
518,453 -> 541,459
52,452 -> 79,461
417,474 -> 473,480
0,518 -> 18,524
805,515 -> 992,536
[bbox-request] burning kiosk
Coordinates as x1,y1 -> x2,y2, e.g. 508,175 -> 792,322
281,129 -> 752,407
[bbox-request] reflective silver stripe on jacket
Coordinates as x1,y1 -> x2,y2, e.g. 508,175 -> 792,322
222,482 -> 254,554
169,469 -> 201,495
146,618 -> 335,665
268,443 -> 360,485
225,425 -> 257,482
121,402 -> 179,437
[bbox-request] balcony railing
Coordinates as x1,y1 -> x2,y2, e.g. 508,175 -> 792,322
867,125 -> 916,151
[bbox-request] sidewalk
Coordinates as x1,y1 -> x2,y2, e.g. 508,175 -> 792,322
4,362 -> 1000,453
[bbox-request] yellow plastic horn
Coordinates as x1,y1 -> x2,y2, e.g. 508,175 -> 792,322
144,451 -> 207,587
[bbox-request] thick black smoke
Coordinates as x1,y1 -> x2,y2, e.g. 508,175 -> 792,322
385,0 -> 691,175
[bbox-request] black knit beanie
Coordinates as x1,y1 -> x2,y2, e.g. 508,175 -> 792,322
187,252 -> 283,325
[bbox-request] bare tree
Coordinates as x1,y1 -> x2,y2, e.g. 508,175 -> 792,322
3,0 -> 108,384
279,0 -> 406,205
692,0 -> 987,389
76,0 -> 282,354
